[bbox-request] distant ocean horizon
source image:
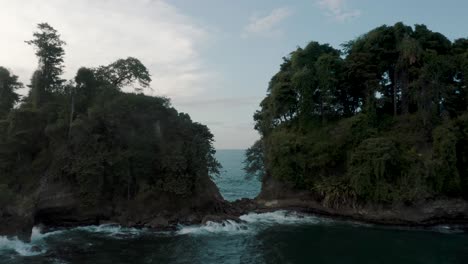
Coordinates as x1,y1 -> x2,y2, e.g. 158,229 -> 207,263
214,149 -> 261,201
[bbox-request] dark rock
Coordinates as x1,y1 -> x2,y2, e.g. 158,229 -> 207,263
0,171 -> 230,240
30,246 -> 42,253
147,216 -> 169,228
254,173 -> 468,227
0,211 -> 33,242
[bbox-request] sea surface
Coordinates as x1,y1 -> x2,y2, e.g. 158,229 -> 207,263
1,149 -> 467,264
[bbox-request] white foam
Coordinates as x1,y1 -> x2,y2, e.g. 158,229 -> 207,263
0,226 -> 66,257
177,210 -> 324,235
240,210 -> 322,225
73,224 -> 146,238
431,225 -> 465,234
177,220 -> 249,235
31,226 -> 66,242
0,236 -> 45,256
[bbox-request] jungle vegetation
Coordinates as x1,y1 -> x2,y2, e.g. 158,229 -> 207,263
0,23 -> 220,209
244,22 -> 468,205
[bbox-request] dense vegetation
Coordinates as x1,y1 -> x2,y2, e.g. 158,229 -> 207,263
245,22 -> 468,205
0,23 -> 220,210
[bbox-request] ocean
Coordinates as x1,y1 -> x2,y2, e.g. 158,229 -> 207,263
0,149 -> 467,264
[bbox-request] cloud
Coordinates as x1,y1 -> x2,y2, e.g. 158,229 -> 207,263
243,7 -> 293,37
317,0 -> 361,22
175,96 -> 262,108
0,0 -> 214,98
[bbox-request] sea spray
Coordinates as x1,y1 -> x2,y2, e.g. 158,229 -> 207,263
177,220 -> 249,235
0,226 -> 67,256
0,235 -> 45,256
176,210 -> 325,235
239,210 -> 323,225
72,224 -> 147,238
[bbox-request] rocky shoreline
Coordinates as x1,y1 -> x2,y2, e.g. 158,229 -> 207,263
246,174 -> 468,227
2,175 -> 468,242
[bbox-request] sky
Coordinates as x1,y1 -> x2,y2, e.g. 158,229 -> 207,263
1,0 -> 467,149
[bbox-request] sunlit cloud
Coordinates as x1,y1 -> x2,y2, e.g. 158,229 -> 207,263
242,7 -> 293,38
0,0 -> 215,98
317,0 -> 361,22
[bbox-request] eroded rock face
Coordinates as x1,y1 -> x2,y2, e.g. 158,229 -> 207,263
0,211 -> 33,242
0,173 -> 229,241
34,179 -> 106,228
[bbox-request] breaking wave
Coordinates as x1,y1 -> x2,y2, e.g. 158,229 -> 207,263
177,210 -> 325,235
72,224 -> 147,238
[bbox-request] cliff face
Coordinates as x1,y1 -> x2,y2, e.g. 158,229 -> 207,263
0,201 -> 34,242
0,172 -> 227,241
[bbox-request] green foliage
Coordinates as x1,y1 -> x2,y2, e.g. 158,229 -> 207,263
25,23 -> 66,92
431,114 -> 468,196
0,23 -> 221,212
266,129 -> 308,187
94,57 -> 152,92
349,138 -> 401,202
243,140 -> 265,180
314,177 -> 357,208
248,22 -> 468,204
0,67 -> 22,118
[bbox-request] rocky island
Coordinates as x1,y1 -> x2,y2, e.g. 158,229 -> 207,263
244,22 -> 468,227
0,23 -> 229,241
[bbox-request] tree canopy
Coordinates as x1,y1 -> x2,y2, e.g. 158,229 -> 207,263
25,23 -> 66,93
246,22 -> 468,205
0,67 -> 22,118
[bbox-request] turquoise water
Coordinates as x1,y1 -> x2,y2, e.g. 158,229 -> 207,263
0,149 -> 467,263
213,149 -> 261,201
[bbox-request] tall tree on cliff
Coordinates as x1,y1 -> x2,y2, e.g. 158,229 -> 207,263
26,23 -> 66,107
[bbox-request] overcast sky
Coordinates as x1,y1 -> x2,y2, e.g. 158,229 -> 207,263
1,0 -> 467,149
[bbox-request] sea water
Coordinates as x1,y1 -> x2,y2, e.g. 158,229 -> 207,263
0,149 -> 467,264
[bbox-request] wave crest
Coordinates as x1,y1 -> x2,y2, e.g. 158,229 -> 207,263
177,210 -> 323,235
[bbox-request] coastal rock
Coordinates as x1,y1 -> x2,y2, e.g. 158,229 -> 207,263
0,170 -> 229,240
147,216 -> 169,228
255,173 -> 468,226
0,211 -> 33,242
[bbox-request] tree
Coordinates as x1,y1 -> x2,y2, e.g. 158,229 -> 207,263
94,57 -> 151,92
0,67 -> 22,118
29,70 -> 46,109
396,36 -> 423,115
74,67 -> 99,114
243,140 -> 265,180
315,53 -> 343,122
25,23 -> 66,93
270,70 -> 297,123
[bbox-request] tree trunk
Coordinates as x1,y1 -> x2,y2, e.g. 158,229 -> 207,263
68,89 -> 75,139
127,158 -> 134,201
393,70 -> 398,116
401,69 -> 409,115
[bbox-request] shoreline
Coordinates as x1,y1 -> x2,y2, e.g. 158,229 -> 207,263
31,201 -> 468,236
4,198 -> 466,241
249,198 -> 468,229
